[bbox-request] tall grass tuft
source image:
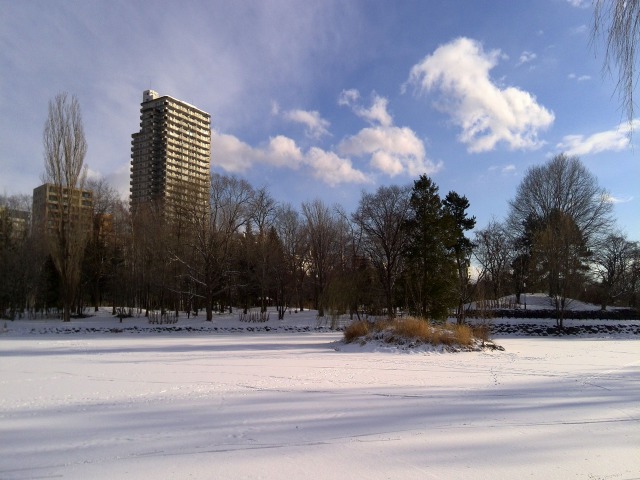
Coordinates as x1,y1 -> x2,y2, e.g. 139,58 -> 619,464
393,317 -> 431,340
344,320 -> 371,343
450,324 -> 473,346
343,316 -> 488,350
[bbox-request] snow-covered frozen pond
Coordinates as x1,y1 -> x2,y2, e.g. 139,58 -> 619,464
1,317 -> 638,479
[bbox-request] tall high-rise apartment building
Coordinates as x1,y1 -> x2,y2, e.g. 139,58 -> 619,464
130,90 -> 211,217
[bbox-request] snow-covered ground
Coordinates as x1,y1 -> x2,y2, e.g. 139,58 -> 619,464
1,309 -> 639,479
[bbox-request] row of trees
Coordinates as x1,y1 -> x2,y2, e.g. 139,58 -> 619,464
0,171 -> 478,322
475,154 -> 639,325
1,93 -> 638,324
3,155 -> 638,325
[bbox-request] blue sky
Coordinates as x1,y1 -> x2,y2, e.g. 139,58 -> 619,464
1,0 -> 638,239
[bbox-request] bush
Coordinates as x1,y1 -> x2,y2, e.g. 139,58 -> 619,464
344,320 -> 371,343
393,317 -> 431,340
472,324 -> 490,343
343,316 -> 486,349
450,324 -> 473,346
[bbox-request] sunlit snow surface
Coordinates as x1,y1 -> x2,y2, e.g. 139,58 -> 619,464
1,308 -> 638,479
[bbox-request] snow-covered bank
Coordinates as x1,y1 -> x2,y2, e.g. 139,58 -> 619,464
1,324 -> 639,479
489,320 -> 640,336
2,304 -> 639,337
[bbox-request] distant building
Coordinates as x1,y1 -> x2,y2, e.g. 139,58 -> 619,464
32,183 -> 94,237
0,206 -> 30,241
130,90 -> 211,218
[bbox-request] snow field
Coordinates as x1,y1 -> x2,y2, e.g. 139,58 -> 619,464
1,324 -> 639,479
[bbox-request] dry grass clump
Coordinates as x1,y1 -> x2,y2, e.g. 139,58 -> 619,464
344,320 -> 371,343
472,324 -> 490,343
449,324 -> 473,346
393,317 -> 432,340
343,316 -> 486,350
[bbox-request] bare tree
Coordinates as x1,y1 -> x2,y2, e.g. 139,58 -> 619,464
508,154 -> 614,249
593,0 -> 640,123
302,199 -> 341,317
473,219 -> 513,301
592,232 -> 636,310
533,210 -> 590,327
0,195 -> 33,318
250,187 -> 278,312
131,201 -> 168,317
42,93 -> 89,322
629,243 -> 640,309
181,173 -> 254,320
321,206 -> 366,323
507,155 -> 612,320
275,203 -> 308,312
353,185 -> 412,317
83,178 -> 121,312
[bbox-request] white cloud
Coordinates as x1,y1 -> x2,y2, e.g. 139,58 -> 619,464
283,109 -> 331,139
265,135 -> 304,168
216,91 -> 439,185
339,126 -> 441,177
406,37 -> 555,153
306,148 -> 371,186
603,194 -> 634,204
568,73 -> 591,82
359,95 -> 393,127
270,100 -> 280,116
571,24 -> 588,34
567,0 -> 589,8
212,131 -> 257,173
518,51 -> 537,66
338,90 -> 441,176
557,120 -> 640,155
338,89 -> 360,107
212,130 -> 369,186
488,164 -> 517,176
213,132 -> 302,171
104,164 -> 132,200
338,89 -> 393,127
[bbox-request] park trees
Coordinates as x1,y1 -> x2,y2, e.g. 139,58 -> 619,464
275,203 -> 308,313
403,175 -> 457,320
353,184 -> 412,317
473,219 -> 512,302
0,195 -> 33,318
592,233 -> 637,310
187,173 -> 254,321
301,199 -> 342,317
83,178 -> 121,312
508,154 -> 613,247
442,191 -> 476,323
249,187 -> 279,313
533,210 -> 591,326
42,93 -> 89,322
507,154 -> 613,322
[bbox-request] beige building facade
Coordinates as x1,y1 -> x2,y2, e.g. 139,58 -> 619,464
32,183 -> 94,236
130,90 -> 211,217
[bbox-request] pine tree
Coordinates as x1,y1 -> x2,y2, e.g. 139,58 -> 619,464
442,191 -> 476,323
403,175 -> 457,320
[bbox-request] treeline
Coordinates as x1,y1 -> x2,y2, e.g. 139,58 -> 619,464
474,154 -> 639,326
0,173 -> 476,323
1,155 -> 639,324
